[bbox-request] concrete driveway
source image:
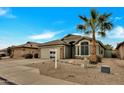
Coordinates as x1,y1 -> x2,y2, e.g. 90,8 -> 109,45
0,59 -> 77,85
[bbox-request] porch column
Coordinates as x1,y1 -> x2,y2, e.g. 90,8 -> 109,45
75,46 -> 76,55
79,45 -> 81,55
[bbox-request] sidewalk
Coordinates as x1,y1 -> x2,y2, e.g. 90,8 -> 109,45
0,60 -> 77,85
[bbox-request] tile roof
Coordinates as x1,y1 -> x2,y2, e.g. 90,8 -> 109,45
40,34 -> 105,48
11,41 -> 41,49
40,40 -> 69,46
9,34 -> 106,49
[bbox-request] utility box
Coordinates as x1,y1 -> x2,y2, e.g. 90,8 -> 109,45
101,65 -> 111,73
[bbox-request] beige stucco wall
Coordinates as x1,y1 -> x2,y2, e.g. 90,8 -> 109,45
64,45 -> 71,58
12,48 -> 39,58
40,45 -> 65,59
118,45 -> 124,59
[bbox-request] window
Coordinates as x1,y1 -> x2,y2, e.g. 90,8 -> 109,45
81,42 -> 89,55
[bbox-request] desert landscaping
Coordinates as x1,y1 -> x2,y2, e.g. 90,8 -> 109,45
26,58 -> 124,84
0,58 -> 124,85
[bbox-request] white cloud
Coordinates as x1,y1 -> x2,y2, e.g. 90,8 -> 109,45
110,17 -> 123,22
107,26 -> 124,39
72,32 -> 92,37
72,33 -> 82,36
115,17 -> 122,20
0,8 -> 16,19
73,26 -> 124,39
0,44 -> 7,49
29,30 -> 62,40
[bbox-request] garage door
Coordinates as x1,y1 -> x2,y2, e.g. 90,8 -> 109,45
40,48 -> 60,59
40,48 -> 50,59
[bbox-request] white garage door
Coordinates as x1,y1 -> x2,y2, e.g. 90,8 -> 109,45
41,48 -> 50,59
40,48 -> 60,59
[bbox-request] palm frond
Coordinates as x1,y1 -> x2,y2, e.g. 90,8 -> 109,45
77,24 -> 86,30
98,15 -> 105,22
103,13 -> 112,19
99,13 -> 112,23
103,22 -> 113,30
91,9 -> 98,19
100,22 -> 113,32
79,15 -> 88,22
98,31 -> 106,37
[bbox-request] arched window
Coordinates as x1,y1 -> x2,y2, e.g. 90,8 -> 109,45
81,42 -> 89,55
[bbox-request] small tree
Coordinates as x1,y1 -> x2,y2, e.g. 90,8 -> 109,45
104,44 -> 113,50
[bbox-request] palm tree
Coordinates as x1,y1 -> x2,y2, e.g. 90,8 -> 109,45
77,9 -> 113,63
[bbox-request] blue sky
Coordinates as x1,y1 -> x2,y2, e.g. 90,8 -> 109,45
0,7 -> 124,49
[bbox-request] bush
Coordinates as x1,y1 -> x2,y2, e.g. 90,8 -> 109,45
96,55 -> 102,62
2,54 -> 6,57
0,54 -> 6,57
89,55 -> 102,64
34,53 -> 38,58
25,54 -> 33,59
112,53 -> 117,58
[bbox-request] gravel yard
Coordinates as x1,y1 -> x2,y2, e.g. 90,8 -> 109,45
27,58 -> 124,85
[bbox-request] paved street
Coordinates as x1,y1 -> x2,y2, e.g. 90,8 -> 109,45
0,59 -> 77,85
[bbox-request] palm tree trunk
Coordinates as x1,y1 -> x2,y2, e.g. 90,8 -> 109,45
91,30 -> 97,63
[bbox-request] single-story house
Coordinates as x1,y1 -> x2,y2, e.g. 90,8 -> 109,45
39,34 -> 105,59
116,41 -> 124,60
11,42 -> 40,58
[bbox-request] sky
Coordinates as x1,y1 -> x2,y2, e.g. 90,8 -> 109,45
0,7 -> 124,49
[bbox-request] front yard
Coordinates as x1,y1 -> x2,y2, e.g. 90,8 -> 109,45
26,58 -> 124,85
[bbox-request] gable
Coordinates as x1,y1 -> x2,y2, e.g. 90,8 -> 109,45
75,39 -> 91,46
61,34 -> 82,44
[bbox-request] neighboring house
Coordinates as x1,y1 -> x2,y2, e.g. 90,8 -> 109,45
104,49 -> 112,58
11,42 -> 40,59
116,41 -> 124,60
39,34 -> 105,59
